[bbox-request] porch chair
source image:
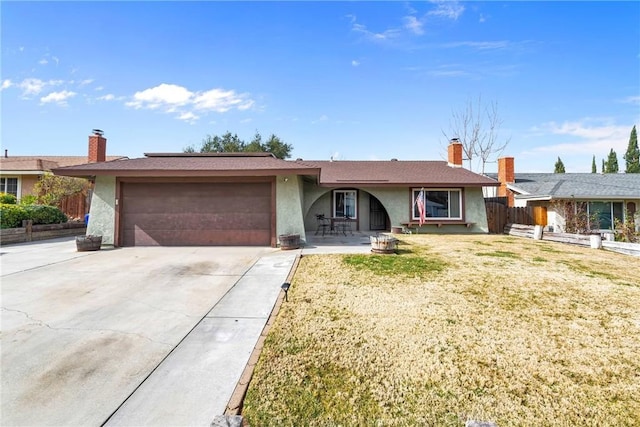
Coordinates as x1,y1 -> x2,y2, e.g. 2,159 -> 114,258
335,216 -> 354,236
315,214 -> 331,236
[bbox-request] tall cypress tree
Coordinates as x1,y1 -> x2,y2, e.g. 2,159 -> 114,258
602,159 -> 605,173
624,125 -> 639,173
591,155 -> 597,173
554,157 -> 566,173
604,149 -> 619,173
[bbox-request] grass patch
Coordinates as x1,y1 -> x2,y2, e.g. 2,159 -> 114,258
343,253 -> 446,279
244,234 -> 640,426
475,250 -> 520,259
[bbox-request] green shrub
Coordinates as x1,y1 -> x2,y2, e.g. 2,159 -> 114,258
0,193 -> 17,204
0,204 -> 29,228
19,194 -> 38,205
24,205 -> 68,225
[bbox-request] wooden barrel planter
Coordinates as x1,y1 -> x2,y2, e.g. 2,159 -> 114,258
370,235 -> 397,254
76,235 -> 102,252
279,234 -> 300,250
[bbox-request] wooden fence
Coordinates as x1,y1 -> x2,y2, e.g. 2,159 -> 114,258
58,192 -> 89,220
486,202 -> 535,234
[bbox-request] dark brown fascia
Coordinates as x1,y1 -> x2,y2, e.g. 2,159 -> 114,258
52,167 -> 320,179
143,152 -> 277,158
316,181 -> 500,188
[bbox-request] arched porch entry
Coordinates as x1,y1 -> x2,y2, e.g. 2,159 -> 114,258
304,188 -> 391,233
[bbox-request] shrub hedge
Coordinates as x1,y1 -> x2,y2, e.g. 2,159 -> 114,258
0,193 -> 17,204
0,204 -> 68,229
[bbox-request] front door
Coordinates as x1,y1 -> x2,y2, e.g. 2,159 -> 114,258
369,196 -> 388,231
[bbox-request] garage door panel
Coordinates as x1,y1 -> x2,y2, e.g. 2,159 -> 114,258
123,229 -> 272,247
122,213 -> 271,230
122,196 -> 270,215
123,182 -> 270,198
121,181 -> 272,246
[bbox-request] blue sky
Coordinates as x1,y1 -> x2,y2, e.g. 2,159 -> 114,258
2,1 -> 638,173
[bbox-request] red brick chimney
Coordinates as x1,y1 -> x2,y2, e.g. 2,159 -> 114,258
498,156 -> 515,206
447,138 -> 463,168
88,129 -> 106,163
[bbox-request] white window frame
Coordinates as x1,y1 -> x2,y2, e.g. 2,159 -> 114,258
0,177 -> 20,198
333,189 -> 358,219
412,188 -> 463,220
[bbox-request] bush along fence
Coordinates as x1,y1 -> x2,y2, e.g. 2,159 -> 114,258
504,223 -> 640,257
0,220 -> 86,245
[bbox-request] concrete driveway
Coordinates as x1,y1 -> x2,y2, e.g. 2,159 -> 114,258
1,237 -> 296,426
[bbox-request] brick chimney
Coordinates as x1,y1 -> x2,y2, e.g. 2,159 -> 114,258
88,129 -> 106,163
497,156 -> 515,206
447,138 -> 463,167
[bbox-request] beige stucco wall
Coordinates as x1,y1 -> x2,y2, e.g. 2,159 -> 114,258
20,175 -> 39,198
87,176 -> 116,245
276,175 -> 307,243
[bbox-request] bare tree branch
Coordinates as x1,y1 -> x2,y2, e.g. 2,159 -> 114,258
442,95 -> 511,173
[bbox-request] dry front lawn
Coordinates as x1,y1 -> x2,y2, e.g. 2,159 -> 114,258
243,235 -> 640,426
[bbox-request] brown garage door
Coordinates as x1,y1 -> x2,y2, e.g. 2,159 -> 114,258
121,181 -> 272,246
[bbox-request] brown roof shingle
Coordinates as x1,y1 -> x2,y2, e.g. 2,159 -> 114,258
53,153 -> 319,177
0,155 -> 127,172
298,160 -> 499,187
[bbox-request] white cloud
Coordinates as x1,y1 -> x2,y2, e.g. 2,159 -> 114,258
350,17 -> 402,42
1,79 -> 12,90
19,78 -> 47,96
428,69 -> 469,77
95,86 -> 104,91
125,83 -> 255,122
442,41 -> 511,50
177,111 -> 199,124
479,13 -> 487,23
193,88 -> 254,112
428,0 -> 465,20
97,94 -> 115,101
79,79 -> 94,86
403,15 -> 425,35
351,60 -> 360,67
623,95 -> 640,105
544,120 -> 628,140
527,119 -> 632,156
40,90 -> 76,105
52,56 -> 59,66
127,83 -> 193,110
39,58 -> 48,65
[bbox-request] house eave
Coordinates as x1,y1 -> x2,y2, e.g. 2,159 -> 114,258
52,167 -> 320,178
0,170 -> 47,175
318,181 -> 499,188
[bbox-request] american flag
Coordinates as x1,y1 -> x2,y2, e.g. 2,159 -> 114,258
415,189 -> 426,226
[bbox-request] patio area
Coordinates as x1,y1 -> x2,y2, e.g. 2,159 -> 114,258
301,231 -> 383,255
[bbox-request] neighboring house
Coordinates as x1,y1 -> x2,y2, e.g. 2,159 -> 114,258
489,157 -> 640,232
0,131 -> 126,201
53,139 -> 499,247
